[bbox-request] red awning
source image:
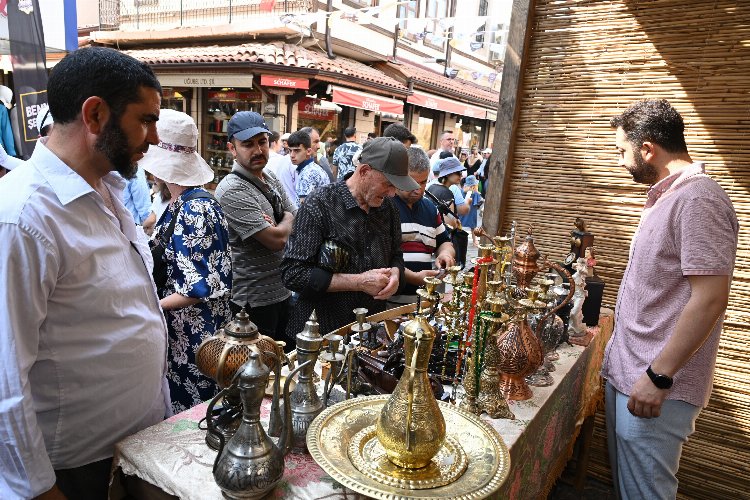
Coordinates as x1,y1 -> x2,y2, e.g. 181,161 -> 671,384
331,85 -> 404,115
260,74 -> 309,90
407,90 -> 489,120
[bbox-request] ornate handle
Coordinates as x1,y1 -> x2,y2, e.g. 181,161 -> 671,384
207,386 -> 231,474
534,260 -> 575,338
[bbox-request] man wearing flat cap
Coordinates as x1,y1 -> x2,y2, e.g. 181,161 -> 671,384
282,137 -> 419,335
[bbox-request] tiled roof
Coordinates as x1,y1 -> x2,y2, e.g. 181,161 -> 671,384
377,59 -> 500,107
124,42 -> 408,95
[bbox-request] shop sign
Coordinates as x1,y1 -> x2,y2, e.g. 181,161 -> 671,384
157,73 -> 254,88
260,74 -> 309,89
264,103 -> 277,114
407,90 -> 487,120
330,85 -> 404,115
298,97 -> 336,120
208,90 -> 262,101
486,109 -> 497,121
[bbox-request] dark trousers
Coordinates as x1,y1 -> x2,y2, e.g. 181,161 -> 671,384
55,457 -> 113,500
230,297 -> 294,351
452,228 -> 469,268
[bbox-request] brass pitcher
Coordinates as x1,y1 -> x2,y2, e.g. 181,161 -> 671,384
375,307 -> 445,469
208,352 -> 307,499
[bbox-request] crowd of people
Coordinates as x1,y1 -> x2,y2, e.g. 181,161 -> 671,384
1,46 -> 737,500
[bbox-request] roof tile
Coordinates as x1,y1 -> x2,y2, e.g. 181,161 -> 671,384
124,42 -> 408,93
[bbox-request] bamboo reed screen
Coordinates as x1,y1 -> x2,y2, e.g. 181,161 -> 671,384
497,1 -> 750,498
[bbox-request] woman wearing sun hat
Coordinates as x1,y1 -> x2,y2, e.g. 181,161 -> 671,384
140,109 -> 232,413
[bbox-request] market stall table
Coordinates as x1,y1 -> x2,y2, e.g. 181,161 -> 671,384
110,309 -> 613,500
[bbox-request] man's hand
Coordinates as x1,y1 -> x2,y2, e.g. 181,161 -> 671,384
435,251 -> 455,269
407,269 -> 440,286
374,267 -> 400,300
358,268 -> 391,297
627,372 -> 669,418
34,485 -> 67,500
261,213 -> 276,227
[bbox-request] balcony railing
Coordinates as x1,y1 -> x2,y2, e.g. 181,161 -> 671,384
98,0 -> 313,31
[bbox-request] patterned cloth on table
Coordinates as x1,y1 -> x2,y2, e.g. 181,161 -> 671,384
151,187 -> 233,413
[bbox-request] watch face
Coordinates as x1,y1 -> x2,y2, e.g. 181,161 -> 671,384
647,366 -> 674,389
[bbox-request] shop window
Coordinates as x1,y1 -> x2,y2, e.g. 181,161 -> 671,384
489,23 -> 508,62
425,0 -> 448,51
415,115 -> 434,150
397,0 -> 419,41
161,87 -> 189,114
203,88 -> 262,185
477,0 -> 489,43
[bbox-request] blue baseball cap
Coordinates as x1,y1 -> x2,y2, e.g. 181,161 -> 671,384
227,111 -> 270,142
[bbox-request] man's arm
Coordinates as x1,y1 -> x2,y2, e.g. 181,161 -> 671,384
252,211 -> 294,251
628,274 -> 731,418
0,225 -> 59,497
131,168 -> 152,224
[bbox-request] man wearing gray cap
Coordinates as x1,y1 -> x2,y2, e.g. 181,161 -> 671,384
282,137 -> 419,335
215,112 -> 297,346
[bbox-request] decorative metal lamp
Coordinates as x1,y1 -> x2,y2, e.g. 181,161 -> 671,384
196,309 -> 284,450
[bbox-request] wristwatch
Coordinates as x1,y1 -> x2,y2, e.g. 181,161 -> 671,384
646,365 -> 673,390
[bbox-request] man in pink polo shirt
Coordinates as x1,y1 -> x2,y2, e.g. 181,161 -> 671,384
601,99 -> 738,499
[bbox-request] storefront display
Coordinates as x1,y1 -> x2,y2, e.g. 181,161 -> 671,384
161,87 -> 189,113
296,97 -> 339,139
203,88 -> 262,182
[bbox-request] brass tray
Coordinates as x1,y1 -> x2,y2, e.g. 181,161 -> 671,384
307,395 -> 510,499
348,425 -> 468,490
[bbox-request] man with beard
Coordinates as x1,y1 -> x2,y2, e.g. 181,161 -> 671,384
0,47 -> 170,499
389,147 -> 455,306
602,99 -> 738,499
215,112 -> 297,346
282,137 -> 418,336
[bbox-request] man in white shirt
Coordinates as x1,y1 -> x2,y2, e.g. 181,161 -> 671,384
0,47 -> 170,500
265,130 -> 298,209
429,130 -> 456,169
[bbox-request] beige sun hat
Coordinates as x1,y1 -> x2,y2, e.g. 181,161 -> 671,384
139,109 -> 214,186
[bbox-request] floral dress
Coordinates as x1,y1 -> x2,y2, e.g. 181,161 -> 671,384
152,187 -> 233,413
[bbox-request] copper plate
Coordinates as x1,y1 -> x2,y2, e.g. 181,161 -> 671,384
348,425 -> 468,490
306,395 -> 510,499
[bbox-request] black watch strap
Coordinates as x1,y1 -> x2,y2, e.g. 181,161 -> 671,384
646,365 -> 673,389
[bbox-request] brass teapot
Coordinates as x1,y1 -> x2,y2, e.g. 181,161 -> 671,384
376,292 -> 445,469
208,351 -> 307,499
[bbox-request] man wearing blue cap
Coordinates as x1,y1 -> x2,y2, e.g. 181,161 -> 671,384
215,111 -> 297,347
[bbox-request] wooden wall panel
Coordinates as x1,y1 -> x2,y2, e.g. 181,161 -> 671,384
493,1 -> 750,498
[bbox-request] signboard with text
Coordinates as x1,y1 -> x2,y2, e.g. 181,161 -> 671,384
330,86 -> 404,115
407,90 -> 489,120
158,73 -> 254,88
260,74 -> 309,90
298,97 -> 336,121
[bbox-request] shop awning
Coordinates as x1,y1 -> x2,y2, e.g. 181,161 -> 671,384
407,90 -> 490,120
331,85 -> 404,115
487,109 -> 497,121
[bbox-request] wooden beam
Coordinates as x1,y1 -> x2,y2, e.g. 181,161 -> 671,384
482,0 -> 536,237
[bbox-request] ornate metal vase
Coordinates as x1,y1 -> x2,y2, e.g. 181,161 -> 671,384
210,352 -> 301,500
376,312 -> 446,469
512,228 -> 541,290
271,311 -> 324,450
495,313 -> 545,401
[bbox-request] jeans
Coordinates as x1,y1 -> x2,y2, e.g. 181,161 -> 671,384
605,381 -> 701,500
55,457 -> 114,500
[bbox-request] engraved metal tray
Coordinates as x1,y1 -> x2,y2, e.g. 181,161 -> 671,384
306,395 -> 510,499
